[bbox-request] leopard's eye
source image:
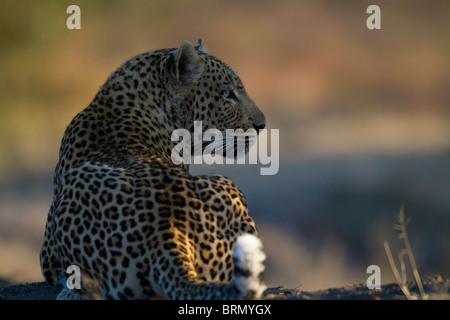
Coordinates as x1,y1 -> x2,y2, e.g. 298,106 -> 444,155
223,89 -> 238,103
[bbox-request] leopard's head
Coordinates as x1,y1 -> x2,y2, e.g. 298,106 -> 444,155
167,40 -> 266,159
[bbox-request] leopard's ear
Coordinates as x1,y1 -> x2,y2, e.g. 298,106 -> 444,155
171,40 -> 205,85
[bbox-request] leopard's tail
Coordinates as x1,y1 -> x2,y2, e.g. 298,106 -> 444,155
232,233 -> 267,299
161,233 -> 267,300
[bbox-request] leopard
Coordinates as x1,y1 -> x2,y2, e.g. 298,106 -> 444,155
40,39 -> 267,300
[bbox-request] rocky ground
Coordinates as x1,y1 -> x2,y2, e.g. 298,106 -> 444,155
0,276 -> 448,300
264,276 -> 449,300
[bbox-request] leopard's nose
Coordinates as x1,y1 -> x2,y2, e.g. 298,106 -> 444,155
253,122 -> 266,132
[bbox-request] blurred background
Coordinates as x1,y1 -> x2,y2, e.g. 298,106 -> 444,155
0,0 -> 449,291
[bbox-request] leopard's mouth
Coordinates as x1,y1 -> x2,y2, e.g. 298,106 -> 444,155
207,134 -> 256,160
188,124 -> 259,161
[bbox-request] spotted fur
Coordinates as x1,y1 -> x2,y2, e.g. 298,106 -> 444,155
40,40 -> 266,299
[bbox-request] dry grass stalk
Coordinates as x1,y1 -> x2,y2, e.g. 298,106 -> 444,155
384,206 -> 428,300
